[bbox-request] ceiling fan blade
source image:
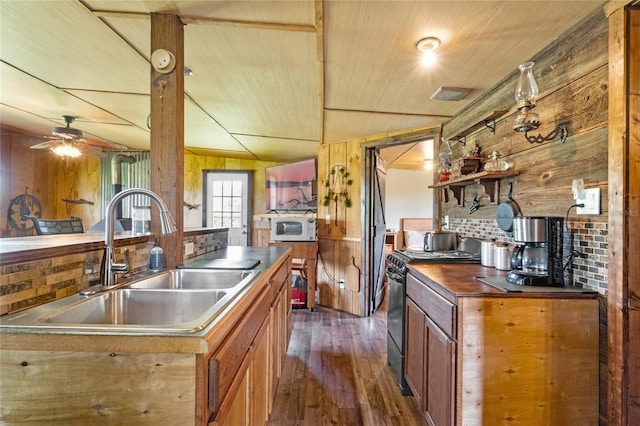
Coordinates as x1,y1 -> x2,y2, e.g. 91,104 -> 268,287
30,140 -> 62,149
77,143 -> 108,156
83,139 -> 128,151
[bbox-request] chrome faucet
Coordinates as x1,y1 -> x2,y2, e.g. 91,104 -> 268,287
101,188 -> 177,288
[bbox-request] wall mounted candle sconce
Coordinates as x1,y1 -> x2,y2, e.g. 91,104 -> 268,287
513,61 -> 568,144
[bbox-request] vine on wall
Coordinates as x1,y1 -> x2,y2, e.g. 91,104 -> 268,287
322,165 -> 353,208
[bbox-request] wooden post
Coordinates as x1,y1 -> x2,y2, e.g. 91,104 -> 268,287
150,13 -> 184,268
607,4 -> 640,424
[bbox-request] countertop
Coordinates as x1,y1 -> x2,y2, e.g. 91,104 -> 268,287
409,263 -> 598,303
0,245 -> 290,354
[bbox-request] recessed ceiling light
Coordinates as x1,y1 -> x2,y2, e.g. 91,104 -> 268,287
416,37 -> 441,53
416,37 -> 441,65
431,87 -> 473,101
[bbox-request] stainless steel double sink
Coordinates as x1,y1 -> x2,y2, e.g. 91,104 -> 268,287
1,269 -> 260,334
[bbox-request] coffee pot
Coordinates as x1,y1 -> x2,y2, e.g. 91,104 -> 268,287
511,244 -> 548,273
507,216 -> 564,286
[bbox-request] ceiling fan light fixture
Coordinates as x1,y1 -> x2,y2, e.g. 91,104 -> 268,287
431,87 -> 473,101
52,143 -> 82,158
52,115 -> 83,139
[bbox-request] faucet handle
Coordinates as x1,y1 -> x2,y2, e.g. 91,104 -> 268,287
112,248 -> 130,273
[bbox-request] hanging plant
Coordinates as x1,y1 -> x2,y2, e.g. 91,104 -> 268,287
322,165 -> 353,208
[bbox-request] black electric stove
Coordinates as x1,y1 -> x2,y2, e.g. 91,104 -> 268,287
386,238 -> 481,395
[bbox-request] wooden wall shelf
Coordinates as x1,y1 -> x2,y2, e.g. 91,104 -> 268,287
429,170 -> 519,206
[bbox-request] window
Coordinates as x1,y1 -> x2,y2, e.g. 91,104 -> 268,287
210,179 -> 243,228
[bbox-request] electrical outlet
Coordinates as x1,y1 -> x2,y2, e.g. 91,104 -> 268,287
339,279 -> 345,289
185,242 -> 195,255
577,188 -> 601,215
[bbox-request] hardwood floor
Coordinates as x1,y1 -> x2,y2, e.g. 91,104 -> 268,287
268,303 -> 426,426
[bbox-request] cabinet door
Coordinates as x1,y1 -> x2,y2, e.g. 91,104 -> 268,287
425,316 -> 455,426
251,319 -> 271,425
270,284 -> 285,402
210,361 -> 250,426
405,298 -> 426,406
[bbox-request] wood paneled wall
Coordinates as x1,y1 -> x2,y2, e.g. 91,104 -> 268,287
441,9 -> 608,225
0,133 -> 281,238
0,128 -> 102,237
316,140 -> 363,316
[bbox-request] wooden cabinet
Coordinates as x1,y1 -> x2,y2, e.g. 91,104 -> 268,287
250,318 -> 271,425
405,274 -> 455,425
384,231 -> 397,254
269,260 -> 291,405
211,256 -> 291,425
0,249 -> 292,425
212,317 -> 271,426
406,269 -> 599,425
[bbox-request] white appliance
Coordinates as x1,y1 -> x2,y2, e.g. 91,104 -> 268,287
269,216 -> 317,242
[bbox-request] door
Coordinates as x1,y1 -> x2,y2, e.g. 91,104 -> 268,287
205,171 -> 253,246
370,151 -> 387,313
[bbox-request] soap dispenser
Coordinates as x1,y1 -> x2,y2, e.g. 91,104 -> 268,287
149,241 -> 164,270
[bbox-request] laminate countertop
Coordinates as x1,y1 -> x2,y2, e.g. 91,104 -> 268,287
408,263 -> 598,303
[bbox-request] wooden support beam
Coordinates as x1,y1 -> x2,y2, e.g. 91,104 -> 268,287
607,5 -> 640,425
151,13 -> 184,268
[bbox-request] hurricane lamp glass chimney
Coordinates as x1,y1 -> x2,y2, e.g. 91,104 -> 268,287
514,62 -> 539,108
513,61 -> 541,132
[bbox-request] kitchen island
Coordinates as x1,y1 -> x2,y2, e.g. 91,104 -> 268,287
0,246 -> 292,425
406,263 -> 599,425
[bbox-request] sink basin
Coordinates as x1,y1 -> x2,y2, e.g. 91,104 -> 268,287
128,269 -> 258,290
0,268 -> 261,334
43,289 -> 228,328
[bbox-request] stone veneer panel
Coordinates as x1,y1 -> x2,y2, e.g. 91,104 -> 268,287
448,218 -> 607,294
0,230 -> 229,315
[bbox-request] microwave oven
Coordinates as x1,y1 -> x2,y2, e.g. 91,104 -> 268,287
270,217 -> 317,242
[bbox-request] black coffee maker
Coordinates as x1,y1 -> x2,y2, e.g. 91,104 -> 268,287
507,216 -> 564,286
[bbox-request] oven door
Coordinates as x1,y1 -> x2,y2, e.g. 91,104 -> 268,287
386,267 -> 404,349
386,266 -> 412,395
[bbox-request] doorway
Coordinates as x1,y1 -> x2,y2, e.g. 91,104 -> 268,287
361,128 -> 440,316
203,170 -> 253,246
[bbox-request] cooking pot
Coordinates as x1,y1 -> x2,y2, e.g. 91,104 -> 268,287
424,231 -> 457,252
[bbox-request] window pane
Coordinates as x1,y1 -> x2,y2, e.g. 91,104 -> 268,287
232,181 -> 242,196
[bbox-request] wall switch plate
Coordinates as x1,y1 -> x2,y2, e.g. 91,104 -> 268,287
577,188 -> 601,215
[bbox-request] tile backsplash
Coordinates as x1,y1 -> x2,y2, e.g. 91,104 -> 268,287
448,218 -> 608,294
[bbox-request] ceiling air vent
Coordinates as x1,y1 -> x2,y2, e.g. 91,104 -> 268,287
431,87 -> 473,101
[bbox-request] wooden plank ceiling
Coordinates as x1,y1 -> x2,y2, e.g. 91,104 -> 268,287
0,0 -> 605,166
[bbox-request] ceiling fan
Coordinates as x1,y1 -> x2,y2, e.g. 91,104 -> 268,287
30,115 -> 127,157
